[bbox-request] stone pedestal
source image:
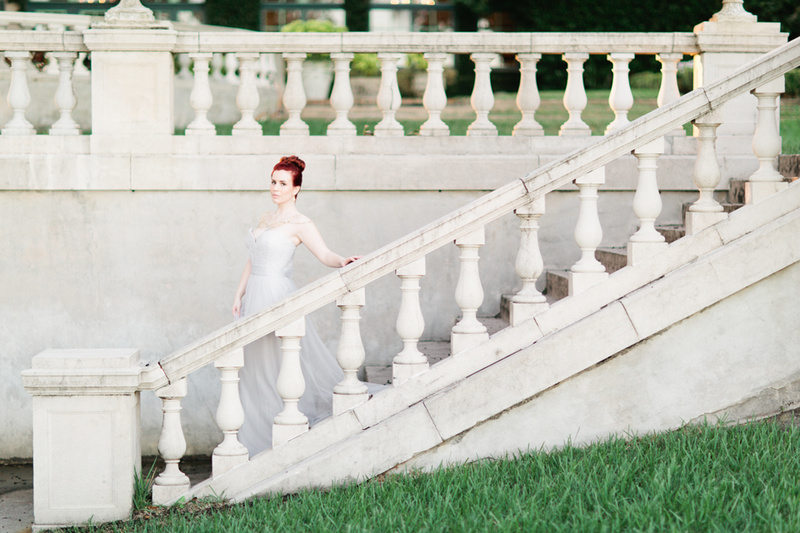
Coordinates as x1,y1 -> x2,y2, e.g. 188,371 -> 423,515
83,29 -> 178,154
22,349 -> 142,531
693,6 -> 787,146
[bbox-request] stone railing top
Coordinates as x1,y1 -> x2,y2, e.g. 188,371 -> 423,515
142,36 -> 800,391
0,11 -> 95,30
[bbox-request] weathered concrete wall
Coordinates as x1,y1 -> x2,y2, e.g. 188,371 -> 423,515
3,141 -> 751,459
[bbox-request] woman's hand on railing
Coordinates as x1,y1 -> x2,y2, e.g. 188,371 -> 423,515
341,255 -> 362,267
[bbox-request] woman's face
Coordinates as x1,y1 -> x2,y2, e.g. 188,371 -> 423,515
270,169 -> 300,205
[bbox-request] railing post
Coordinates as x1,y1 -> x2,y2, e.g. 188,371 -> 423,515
232,52 -> 261,136
211,52 -> 224,81
327,52 -> 356,136
2,51 -> 34,135
393,257 -> 428,384
333,288 -> 369,414
745,77 -> 788,203
513,53 -> 543,137
569,167 -> 608,295
22,349 -> 142,529
686,111 -> 726,235
628,137 -> 668,266
185,52 -> 215,136
49,51 -> 80,135
273,317 -> 308,447
451,227 -> 488,354
225,52 -> 238,84
656,52 -> 685,136
419,52 -> 449,136
605,53 -> 634,134
280,53 -> 310,136
510,196 -> 548,326
560,52 -> 590,136
212,347 -> 248,477
374,53 -> 404,137
152,378 -> 191,504
467,53 -> 497,136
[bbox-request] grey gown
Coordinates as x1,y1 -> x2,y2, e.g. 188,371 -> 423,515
237,227 -> 350,456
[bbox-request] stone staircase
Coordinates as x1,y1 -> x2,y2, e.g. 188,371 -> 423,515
540,179 -> 751,302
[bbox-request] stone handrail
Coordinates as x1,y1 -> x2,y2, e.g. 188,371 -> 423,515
143,35 -> 800,391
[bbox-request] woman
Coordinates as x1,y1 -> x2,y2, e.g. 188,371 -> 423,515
232,155 -> 368,456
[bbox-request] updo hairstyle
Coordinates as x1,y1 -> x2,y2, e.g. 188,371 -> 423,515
272,155 -> 305,189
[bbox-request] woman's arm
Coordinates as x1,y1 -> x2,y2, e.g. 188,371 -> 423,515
232,259 -> 252,318
297,221 -> 360,268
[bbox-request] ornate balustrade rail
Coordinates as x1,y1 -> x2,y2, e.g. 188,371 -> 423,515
134,35 -> 798,502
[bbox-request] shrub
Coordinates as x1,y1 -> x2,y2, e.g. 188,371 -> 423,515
785,68 -> 800,98
351,53 -> 380,77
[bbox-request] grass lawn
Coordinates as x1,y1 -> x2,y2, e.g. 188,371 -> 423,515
210,90 -> 800,154
63,419 -> 800,532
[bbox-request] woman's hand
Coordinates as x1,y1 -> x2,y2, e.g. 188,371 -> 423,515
232,296 -> 242,318
341,255 -> 362,267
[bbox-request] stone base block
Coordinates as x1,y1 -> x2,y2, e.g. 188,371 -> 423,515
745,181 -> 788,204
568,271 -> 609,296
627,241 -> 669,266
392,361 -> 430,385
685,211 -> 727,235
152,480 -> 191,505
332,392 -> 369,416
212,451 -> 249,478
509,300 -> 549,327
272,423 -> 308,448
450,331 -> 489,356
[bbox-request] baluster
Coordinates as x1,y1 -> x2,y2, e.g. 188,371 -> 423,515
559,53 -> 590,136
225,52 -> 238,84
333,288 -> 369,415
374,53 -> 403,137
451,227 -> 488,354
50,52 -> 80,135
257,53 -> 275,86
280,53 -> 310,136
569,167 -> 608,295
467,53 -> 497,136
213,347 -> 248,477
685,112 -> 726,235
185,52 -> 215,136
746,78 -> 787,204
273,318 -> 308,447
513,53 -> 543,137
152,378 -> 191,504
419,52 -> 449,136
327,52 -> 356,136
211,52 -> 224,81
656,53 -> 685,136
605,53 -> 634,134
44,52 -> 58,75
3,51 -> 34,135
509,196 -> 548,326
628,137 -> 667,266
74,52 -> 90,78
393,257 -> 428,385
232,53 -> 261,136
176,52 -> 192,79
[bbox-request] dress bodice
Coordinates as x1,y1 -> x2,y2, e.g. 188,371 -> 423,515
246,228 -> 296,278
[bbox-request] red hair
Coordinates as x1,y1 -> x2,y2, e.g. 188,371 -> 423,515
272,155 -> 305,189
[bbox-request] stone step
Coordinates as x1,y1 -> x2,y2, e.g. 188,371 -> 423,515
365,316 -> 509,385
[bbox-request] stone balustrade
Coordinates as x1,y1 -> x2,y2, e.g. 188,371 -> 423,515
17,2 -> 800,528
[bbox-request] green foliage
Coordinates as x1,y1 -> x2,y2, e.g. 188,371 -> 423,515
786,68 -> 800,98
351,53 -> 380,77
132,460 -> 158,512
66,421 -> 800,532
203,0 -> 259,31
280,19 -> 347,33
405,53 -> 428,71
